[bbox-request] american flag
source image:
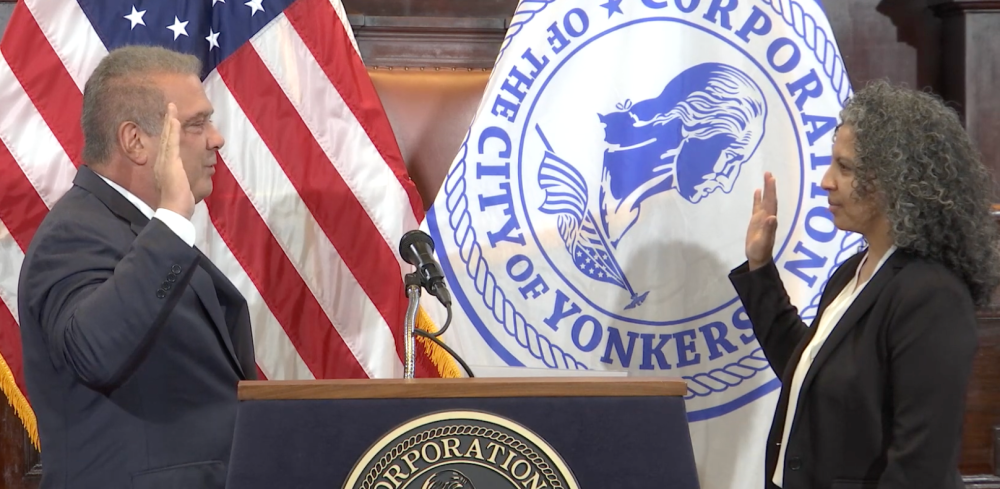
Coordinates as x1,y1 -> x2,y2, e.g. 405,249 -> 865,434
0,0 -> 457,447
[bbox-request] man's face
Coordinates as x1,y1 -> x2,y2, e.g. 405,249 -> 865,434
150,73 -> 224,203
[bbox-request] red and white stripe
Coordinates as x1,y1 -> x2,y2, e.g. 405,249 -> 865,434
0,0 -> 440,410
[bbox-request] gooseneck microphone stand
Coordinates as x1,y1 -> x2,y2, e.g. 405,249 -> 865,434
402,271 -> 474,379
403,272 -> 421,379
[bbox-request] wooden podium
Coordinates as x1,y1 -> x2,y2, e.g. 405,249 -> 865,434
225,378 -> 700,488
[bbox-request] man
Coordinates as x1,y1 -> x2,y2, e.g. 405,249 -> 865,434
17,45 -> 256,488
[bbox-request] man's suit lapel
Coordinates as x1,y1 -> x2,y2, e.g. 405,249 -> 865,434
196,249 -> 243,311
73,165 -> 247,379
797,250 -> 910,398
187,267 -> 247,378
195,248 -> 255,378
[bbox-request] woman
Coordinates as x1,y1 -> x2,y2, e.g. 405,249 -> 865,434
729,80 -> 1000,489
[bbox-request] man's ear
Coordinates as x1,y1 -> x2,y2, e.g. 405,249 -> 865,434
118,120 -> 151,165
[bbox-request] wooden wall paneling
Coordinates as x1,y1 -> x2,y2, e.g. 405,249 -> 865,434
368,68 -> 491,208
348,15 -> 506,69
966,315 -> 1000,476
342,0 -> 513,69
341,0 -> 514,18
821,0 -> 943,91
931,2 -> 1000,482
934,0 -> 1000,179
0,402 -> 39,489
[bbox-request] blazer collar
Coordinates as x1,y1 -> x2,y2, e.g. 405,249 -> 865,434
797,248 -> 911,396
813,252 -> 866,323
74,165 -> 151,235
774,251 -> 865,390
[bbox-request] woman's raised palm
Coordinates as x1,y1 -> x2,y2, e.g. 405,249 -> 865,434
746,172 -> 778,270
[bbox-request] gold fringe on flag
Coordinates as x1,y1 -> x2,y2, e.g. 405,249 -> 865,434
415,305 -> 462,378
0,351 -> 39,450
0,309 -> 454,454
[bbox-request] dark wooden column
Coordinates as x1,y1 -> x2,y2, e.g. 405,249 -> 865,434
0,404 -> 39,489
821,0 -> 944,92
932,1 -> 1000,176
929,2 -> 1000,483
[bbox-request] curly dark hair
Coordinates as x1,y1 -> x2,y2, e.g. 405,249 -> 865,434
840,80 -> 1000,306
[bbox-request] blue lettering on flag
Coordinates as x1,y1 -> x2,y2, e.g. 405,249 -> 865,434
423,0 -> 856,423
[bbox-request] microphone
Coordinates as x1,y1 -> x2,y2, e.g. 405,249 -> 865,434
397,230 -> 474,378
398,230 -> 452,307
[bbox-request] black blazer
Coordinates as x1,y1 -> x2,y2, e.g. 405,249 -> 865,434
18,166 -> 256,489
729,250 -> 976,489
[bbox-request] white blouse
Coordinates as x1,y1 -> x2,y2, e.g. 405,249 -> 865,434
773,245 -> 897,487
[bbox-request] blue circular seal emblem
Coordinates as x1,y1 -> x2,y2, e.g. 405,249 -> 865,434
425,0 -> 858,421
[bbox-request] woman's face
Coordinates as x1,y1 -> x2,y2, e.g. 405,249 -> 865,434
821,125 -> 885,236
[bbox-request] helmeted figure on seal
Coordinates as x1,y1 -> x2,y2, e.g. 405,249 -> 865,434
598,62 -> 768,247
422,469 -> 479,489
535,62 -> 768,309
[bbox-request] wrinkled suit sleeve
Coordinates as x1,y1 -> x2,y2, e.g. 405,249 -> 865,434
24,217 -> 200,393
728,259 -> 810,380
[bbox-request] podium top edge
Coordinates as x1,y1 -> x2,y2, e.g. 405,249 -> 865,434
237,377 -> 688,400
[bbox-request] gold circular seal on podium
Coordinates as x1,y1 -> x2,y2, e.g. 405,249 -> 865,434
342,410 -> 580,489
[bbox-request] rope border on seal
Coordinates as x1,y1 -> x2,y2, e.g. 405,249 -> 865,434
360,424 -> 566,489
442,0 -> 856,399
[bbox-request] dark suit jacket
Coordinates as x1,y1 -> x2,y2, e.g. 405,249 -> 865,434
729,250 -> 976,489
18,166 -> 257,489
